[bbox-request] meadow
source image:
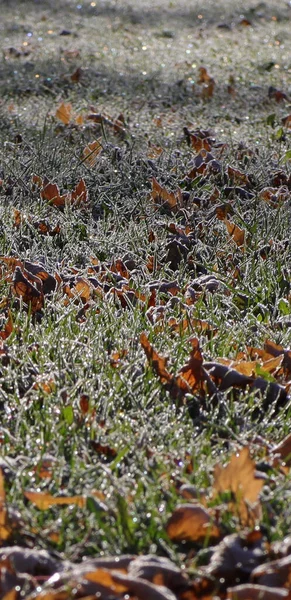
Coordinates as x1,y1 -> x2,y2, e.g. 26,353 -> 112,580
1,0 -> 291,598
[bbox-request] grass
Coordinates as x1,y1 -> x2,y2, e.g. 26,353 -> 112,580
1,0 -> 291,596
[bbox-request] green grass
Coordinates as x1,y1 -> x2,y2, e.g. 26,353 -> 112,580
1,0 -> 291,597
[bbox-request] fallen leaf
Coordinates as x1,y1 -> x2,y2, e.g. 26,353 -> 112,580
224,219 -> 245,247
24,490 -> 87,510
55,102 -> 72,125
151,178 -> 179,213
0,310 -> 13,340
71,178 -> 88,205
213,447 -> 264,526
166,503 -> 220,542
251,554 -> 291,588
227,583 -> 288,599
12,267 -> 44,312
140,332 -> 173,388
176,337 -> 205,394
207,531 -> 265,587
82,139 -> 102,167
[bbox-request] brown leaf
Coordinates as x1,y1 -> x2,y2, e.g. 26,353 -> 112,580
12,267 -> 44,312
251,554 -> 291,588
213,447 -> 264,525
112,572 -> 178,600
151,178 -> 179,213
140,332 -> 173,388
270,433 -> 291,466
0,469 -> 11,541
41,181 -> 67,208
207,532 -> 265,587
176,337 -> 205,394
82,139 -> 102,167
0,310 -> 13,340
227,584 -> 289,599
128,555 -> 188,593
70,66 -> 83,82
24,261 -> 57,295
166,503 -> 220,542
24,490 -> 87,510
224,219 -> 245,247
55,102 -> 72,125
71,178 -> 88,206
197,66 -> 213,83
227,165 -> 250,186
282,114 -> 291,128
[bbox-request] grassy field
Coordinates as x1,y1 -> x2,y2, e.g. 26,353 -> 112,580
1,0 -> 291,598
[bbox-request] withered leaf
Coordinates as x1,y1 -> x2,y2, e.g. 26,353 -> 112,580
227,583 -> 289,599
140,332 -> 173,387
151,178 -> 179,213
251,554 -> 291,588
207,532 -> 265,586
24,490 -> 87,510
0,310 -> 13,340
176,337 -> 205,394
12,267 -> 44,312
55,102 -> 72,125
224,219 -> 245,247
166,503 -> 220,542
82,139 -> 102,167
71,178 -> 88,206
213,447 -> 264,525
112,572 -> 178,600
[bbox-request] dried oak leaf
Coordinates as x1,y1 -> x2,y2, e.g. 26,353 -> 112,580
55,102 -> 72,125
176,337 -> 205,395
213,447 -> 264,526
0,310 -> 13,340
24,490 -> 87,510
112,572 -> 178,600
227,584 -> 289,599
12,267 -> 44,312
82,139 -> 102,167
128,555 -> 189,593
207,531 -> 265,587
0,545 -> 63,576
151,178 -> 181,213
166,503 -> 220,542
251,554 -> 291,589
270,433 -> 291,466
224,219 -> 245,247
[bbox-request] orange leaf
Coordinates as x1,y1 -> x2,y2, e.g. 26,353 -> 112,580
213,447 -> 264,525
224,219 -> 245,247
82,139 -> 102,167
176,337 -> 205,394
55,102 -> 72,125
24,490 -> 86,510
151,177 -> 178,212
140,332 -> 173,387
71,178 -> 88,205
0,310 -> 13,340
12,267 -> 44,312
166,503 -> 220,542
227,165 -> 250,186
197,66 -> 212,83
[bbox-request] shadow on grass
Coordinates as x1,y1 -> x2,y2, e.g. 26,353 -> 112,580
3,0 -> 291,28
